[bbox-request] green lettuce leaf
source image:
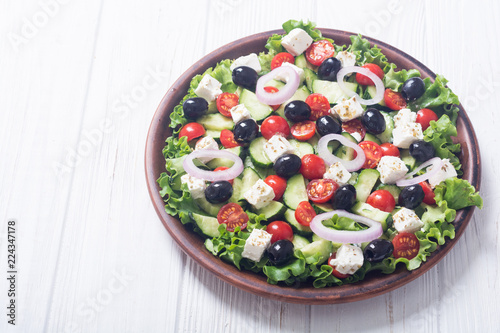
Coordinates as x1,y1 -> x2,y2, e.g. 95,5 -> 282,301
157,177 -> 204,225
423,114 -> 462,173
434,178 -> 483,210
421,202 -> 456,224
384,64 -> 421,91
162,135 -> 192,160
322,214 -> 366,231
348,35 -> 389,70
258,50 -> 276,74
265,34 -> 284,53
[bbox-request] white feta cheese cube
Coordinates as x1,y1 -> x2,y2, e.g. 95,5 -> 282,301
194,75 -> 222,102
280,28 -> 313,56
195,136 -> 219,163
323,162 -> 351,185
393,108 -> 417,128
329,244 -> 364,275
393,207 -> 424,233
274,62 -> 305,83
336,51 -> 357,68
263,134 -> 296,163
230,53 -> 262,73
242,228 -> 272,262
229,104 -> 251,124
331,96 -> 364,122
427,159 -> 458,188
392,122 -> 423,149
377,156 -> 408,184
243,179 -> 275,210
180,174 -> 206,199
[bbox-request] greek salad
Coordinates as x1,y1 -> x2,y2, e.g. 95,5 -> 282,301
157,20 -> 483,288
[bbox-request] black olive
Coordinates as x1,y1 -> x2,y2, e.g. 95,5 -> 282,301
274,154 -> 301,178
284,100 -> 311,122
363,239 -> 394,263
317,57 -> 342,81
267,239 -> 294,266
361,108 -> 386,135
401,77 -> 425,101
233,119 -> 258,144
398,184 -> 425,209
182,97 -> 208,119
232,66 -> 258,91
333,184 -> 357,210
316,115 -> 342,136
205,181 -> 233,204
409,140 -> 435,162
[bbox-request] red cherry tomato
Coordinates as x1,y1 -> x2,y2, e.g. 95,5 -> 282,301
179,122 -> 205,142
307,179 -> 339,204
342,119 -> 366,141
260,116 -> 290,140
327,253 -> 350,279
305,93 -> 330,120
355,63 -> 385,86
217,203 -> 249,232
358,141 -> 383,169
216,92 -> 239,117
266,221 -> 294,243
220,129 -> 241,148
384,89 -> 407,111
366,190 -> 396,213
380,142 -> 400,157
299,154 -> 326,180
392,232 -> 420,260
416,108 -> 438,131
263,86 -> 281,110
419,181 -> 436,205
291,121 -> 316,141
264,175 -> 287,201
271,52 -> 295,70
295,201 -> 316,226
213,167 -> 233,185
305,40 -> 335,66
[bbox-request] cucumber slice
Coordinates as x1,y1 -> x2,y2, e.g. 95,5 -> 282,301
207,101 -> 218,114
239,89 -> 273,121
243,156 -> 269,179
284,209 -> 312,236
204,129 -> 221,139
334,132 -> 358,161
276,85 -> 310,118
311,234 -> 342,252
191,213 -> 220,238
364,133 -> 382,145
303,68 -> 318,93
377,184 -> 401,202
206,146 -> 243,169
400,149 -> 417,171
238,167 -> 261,202
283,174 -> 308,210
312,203 -> 334,213
354,169 -> 380,202
264,79 -> 286,89
299,240 -> 333,265
351,202 -> 391,231
312,80 -> 358,104
249,137 -> 273,168
198,113 -> 234,131
376,111 -> 394,143
254,201 -> 286,221
294,54 -> 307,69
366,85 -> 386,106
288,139 -> 314,158
292,234 -> 310,250
194,196 -> 223,217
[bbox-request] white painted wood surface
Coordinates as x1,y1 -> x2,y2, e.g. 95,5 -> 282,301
0,0 -> 499,332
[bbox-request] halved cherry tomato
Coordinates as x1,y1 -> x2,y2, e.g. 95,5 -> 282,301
264,175 -> 287,201
392,232 -> 420,260
307,179 -> 339,204
300,154 -> 326,180
328,253 -> 350,279
217,203 -> 249,232
359,141 -> 383,169
342,119 -> 366,140
220,129 -> 241,148
291,121 -> 316,141
380,142 -> 400,157
295,201 -> 316,226
266,221 -> 294,243
419,181 -> 436,205
355,63 -> 385,86
263,86 -> 281,110
366,190 -> 396,213
261,116 -> 290,140
213,167 -> 233,185
216,92 -> 239,117
305,93 -> 331,120
305,40 -> 335,66
416,108 -> 438,131
271,52 -> 295,70
179,122 -> 205,142
384,89 -> 407,110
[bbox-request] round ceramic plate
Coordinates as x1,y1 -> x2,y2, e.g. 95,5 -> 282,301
145,29 -> 481,304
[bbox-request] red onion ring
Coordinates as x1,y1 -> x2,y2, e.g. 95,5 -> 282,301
310,210 -> 383,244
255,66 -> 300,105
336,66 -> 384,105
396,157 -> 443,187
182,149 -> 244,181
317,134 -> 366,172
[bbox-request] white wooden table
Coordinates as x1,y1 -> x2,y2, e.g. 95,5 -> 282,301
1,0 -> 499,332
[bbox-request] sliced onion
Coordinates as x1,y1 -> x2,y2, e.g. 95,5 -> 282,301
182,149 -> 244,181
255,66 -> 300,105
336,66 -> 385,105
310,210 -> 383,244
396,157 -> 443,187
317,134 -> 366,172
